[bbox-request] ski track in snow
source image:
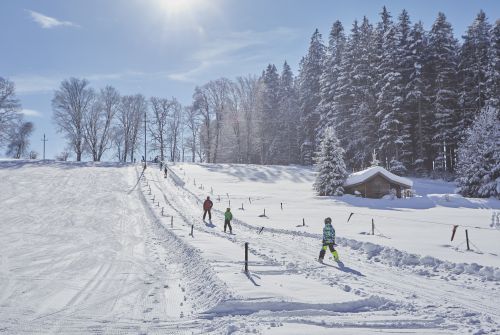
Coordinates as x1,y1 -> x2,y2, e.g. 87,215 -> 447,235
1,160 -> 499,334
144,165 -> 500,334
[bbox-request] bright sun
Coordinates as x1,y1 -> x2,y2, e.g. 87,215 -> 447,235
156,0 -> 202,16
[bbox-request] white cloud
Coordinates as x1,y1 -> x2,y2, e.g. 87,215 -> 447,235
27,10 -> 80,29
21,109 -> 43,117
168,27 -> 300,83
12,74 -> 61,94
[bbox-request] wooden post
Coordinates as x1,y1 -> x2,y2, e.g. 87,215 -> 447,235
229,200 -> 231,207
171,216 -> 173,228
190,225 -> 194,237
371,219 -> 375,235
451,225 -> 458,241
264,208 -> 266,216
241,203 -> 244,210
303,218 -> 305,226
466,230 -> 470,251
244,242 -> 249,273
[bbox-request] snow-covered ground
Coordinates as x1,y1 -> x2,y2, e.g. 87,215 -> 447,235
1,160 -> 499,334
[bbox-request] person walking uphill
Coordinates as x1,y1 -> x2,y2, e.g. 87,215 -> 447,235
203,196 -> 213,221
318,217 -> 339,263
224,208 -> 233,234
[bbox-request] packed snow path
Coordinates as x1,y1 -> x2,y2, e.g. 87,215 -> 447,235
0,161 -> 226,334
1,160 -> 499,334
145,163 -> 500,334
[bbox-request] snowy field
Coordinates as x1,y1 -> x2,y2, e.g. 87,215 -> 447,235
1,160 -> 500,334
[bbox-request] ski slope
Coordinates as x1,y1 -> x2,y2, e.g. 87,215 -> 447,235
1,160 -> 499,334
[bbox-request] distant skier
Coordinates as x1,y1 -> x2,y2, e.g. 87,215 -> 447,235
164,166 -> 168,178
318,217 -> 339,263
203,196 -> 213,221
224,208 -> 233,234
159,161 -> 163,171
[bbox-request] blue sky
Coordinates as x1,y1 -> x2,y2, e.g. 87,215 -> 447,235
2,0 -> 499,159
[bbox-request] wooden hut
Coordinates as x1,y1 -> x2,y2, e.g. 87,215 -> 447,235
343,166 -> 413,199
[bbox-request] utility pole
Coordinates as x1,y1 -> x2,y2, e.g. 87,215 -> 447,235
41,134 -> 48,160
144,111 -> 147,169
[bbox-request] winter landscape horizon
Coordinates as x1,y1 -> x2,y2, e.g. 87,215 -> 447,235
1,0 -> 500,334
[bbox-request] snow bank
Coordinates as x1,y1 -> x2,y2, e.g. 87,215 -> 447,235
339,237 -> 500,281
202,296 -> 396,318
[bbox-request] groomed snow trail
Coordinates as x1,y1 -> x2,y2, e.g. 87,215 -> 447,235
143,165 -> 500,334
0,161 -> 229,334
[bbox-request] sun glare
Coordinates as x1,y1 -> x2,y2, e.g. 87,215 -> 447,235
157,0 -> 202,16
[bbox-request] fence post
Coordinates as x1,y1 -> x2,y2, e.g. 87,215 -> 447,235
190,224 -> 194,237
451,225 -> 458,241
303,218 -> 305,226
244,242 -> 249,273
371,219 -> 375,235
171,216 -> 173,228
281,202 -> 283,210
229,200 -> 231,207
466,229 -> 470,251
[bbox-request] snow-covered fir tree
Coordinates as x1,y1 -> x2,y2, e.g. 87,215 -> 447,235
313,127 -> 348,196
458,10 -> 491,134
258,64 -> 280,164
318,20 -> 346,140
427,12 -> 460,173
406,21 -> 432,175
298,29 -> 325,161
278,61 -> 300,164
456,106 -> 500,198
375,8 -> 407,172
486,19 -> 500,111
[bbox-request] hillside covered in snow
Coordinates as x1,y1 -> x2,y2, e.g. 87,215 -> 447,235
1,160 -> 499,334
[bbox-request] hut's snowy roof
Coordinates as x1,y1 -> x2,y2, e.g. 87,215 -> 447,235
343,166 -> 413,188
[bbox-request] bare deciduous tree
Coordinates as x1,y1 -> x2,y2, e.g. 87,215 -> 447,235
52,78 -> 94,161
167,99 -> 182,162
116,94 -> 146,162
149,97 -> 170,161
183,105 -> 201,162
0,77 -> 22,147
84,86 -> 120,161
6,121 -> 34,158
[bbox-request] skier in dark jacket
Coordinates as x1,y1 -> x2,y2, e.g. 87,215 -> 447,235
224,208 -> 233,234
318,217 -> 339,263
203,196 -> 213,221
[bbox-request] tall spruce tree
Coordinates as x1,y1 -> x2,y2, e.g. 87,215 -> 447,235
314,127 -> 348,196
298,29 -> 326,160
427,12 -> 460,173
278,61 -> 300,164
458,10 -> 491,135
406,21 -> 432,175
486,20 -> 500,111
259,64 -> 280,164
318,21 -> 346,139
375,7 -> 407,173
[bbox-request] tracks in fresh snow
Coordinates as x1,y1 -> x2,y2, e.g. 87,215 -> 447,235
144,167 -> 500,333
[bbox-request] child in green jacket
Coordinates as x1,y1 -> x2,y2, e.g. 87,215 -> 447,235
224,208 -> 233,234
